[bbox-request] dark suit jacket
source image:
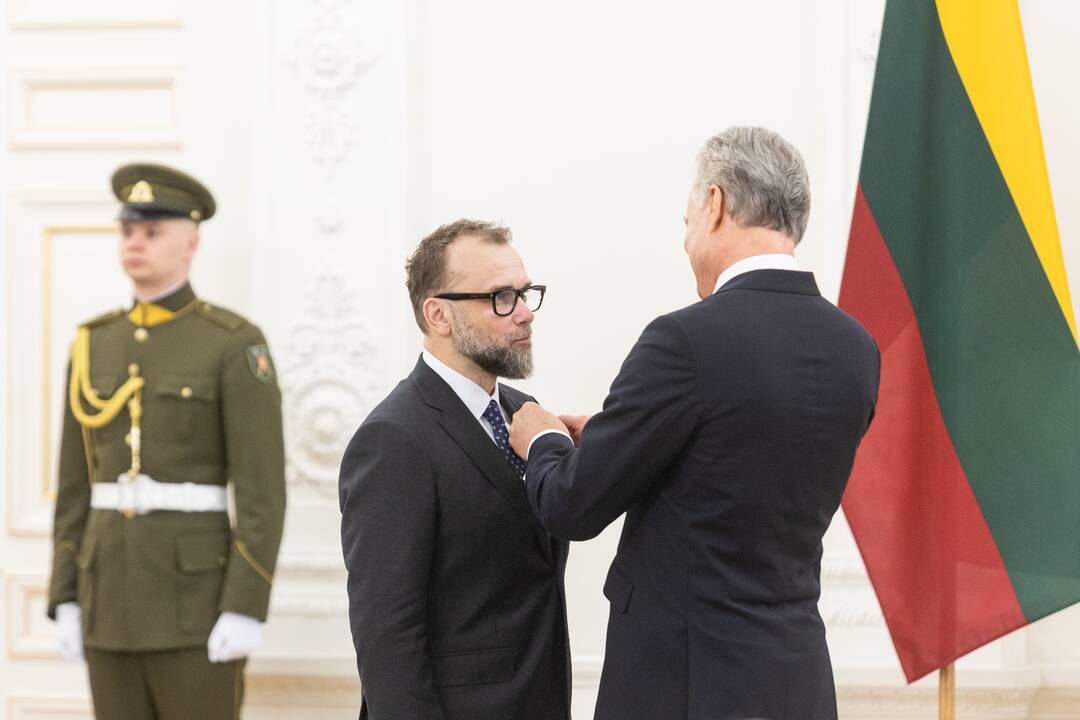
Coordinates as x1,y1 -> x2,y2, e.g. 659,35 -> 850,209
526,270 -> 880,720
340,357 -> 571,720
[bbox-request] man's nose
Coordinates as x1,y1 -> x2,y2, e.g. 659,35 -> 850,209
513,301 -> 535,325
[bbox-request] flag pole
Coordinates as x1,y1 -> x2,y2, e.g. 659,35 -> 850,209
938,663 -> 955,720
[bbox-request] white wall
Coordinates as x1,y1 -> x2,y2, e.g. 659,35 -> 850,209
1,1 -> 1078,718
406,0 -> 1080,716
412,8 -> 851,690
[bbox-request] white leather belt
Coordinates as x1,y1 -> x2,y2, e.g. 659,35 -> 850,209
91,474 -> 228,515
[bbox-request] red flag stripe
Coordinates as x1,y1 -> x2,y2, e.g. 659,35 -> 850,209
839,185 -> 1027,682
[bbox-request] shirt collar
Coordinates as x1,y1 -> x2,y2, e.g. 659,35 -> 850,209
713,253 -> 799,294
422,350 -> 501,422
135,278 -> 194,308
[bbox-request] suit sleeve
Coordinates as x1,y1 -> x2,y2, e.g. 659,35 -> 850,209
218,324 -> 286,620
47,360 -> 91,618
865,338 -> 882,432
339,419 -> 445,720
526,314 -> 702,541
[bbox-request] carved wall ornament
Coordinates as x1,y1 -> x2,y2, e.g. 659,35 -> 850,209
281,274 -> 380,496
288,0 -> 379,192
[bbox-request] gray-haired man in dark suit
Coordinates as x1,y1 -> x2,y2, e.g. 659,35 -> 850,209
511,128 -> 880,720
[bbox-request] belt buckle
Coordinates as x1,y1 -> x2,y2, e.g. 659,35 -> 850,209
132,474 -> 156,516
116,473 -> 156,516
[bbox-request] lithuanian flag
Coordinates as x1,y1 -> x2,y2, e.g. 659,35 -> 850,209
838,0 -> 1080,682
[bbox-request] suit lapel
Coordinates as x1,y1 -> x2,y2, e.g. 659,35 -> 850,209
498,383 -> 527,418
410,358 -> 554,564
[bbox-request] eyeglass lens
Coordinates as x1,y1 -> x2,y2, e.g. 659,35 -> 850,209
494,287 -> 542,315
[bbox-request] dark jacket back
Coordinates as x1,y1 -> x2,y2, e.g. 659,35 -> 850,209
340,358 -> 571,720
527,270 -> 880,720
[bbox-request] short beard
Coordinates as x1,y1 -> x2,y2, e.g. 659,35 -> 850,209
451,309 -> 533,380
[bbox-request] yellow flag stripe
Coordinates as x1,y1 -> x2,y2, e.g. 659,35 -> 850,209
935,0 -> 1078,347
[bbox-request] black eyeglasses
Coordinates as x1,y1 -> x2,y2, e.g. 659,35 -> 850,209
435,284 -> 546,317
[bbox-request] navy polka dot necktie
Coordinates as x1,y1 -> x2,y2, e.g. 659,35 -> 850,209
483,399 -> 527,481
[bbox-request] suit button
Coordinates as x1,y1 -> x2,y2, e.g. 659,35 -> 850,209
134,327 -> 149,342
180,386 -> 193,398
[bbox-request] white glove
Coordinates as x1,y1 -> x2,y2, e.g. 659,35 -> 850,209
55,602 -> 84,661
207,611 -> 263,663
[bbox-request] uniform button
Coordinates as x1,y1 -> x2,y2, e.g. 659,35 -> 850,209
218,556 -> 226,566
134,327 -> 149,342
128,363 -> 140,375
180,386 -> 193,398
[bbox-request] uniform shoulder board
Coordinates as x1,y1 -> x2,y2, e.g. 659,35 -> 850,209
194,301 -> 248,332
81,307 -> 126,329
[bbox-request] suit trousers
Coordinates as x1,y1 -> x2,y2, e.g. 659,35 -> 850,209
86,647 -> 245,720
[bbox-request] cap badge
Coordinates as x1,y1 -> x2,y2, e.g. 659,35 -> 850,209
128,180 -> 155,204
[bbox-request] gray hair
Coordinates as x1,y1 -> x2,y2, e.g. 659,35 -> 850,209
691,126 -> 810,244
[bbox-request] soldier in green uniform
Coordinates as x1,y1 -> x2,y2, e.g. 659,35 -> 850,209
46,163 -> 287,719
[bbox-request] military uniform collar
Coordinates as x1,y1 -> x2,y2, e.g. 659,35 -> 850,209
132,281 -> 197,313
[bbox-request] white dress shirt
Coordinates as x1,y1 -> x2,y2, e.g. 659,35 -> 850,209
714,253 -> 799,294
422,351 -> 508,444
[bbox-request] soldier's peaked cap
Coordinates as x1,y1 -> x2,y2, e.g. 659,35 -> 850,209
111,163 -> 216,224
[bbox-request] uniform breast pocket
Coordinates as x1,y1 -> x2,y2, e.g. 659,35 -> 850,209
153,375 -> 218,440
88,375 -> 124,446
175,531 -> 229,635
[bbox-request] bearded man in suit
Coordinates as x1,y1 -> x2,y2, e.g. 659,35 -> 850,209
340,219 -> 571,720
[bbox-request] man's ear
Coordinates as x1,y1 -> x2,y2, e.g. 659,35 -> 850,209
422,298 -> 452,337
707,184 -> 726,233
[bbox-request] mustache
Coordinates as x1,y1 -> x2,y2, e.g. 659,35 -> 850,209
509,329 -> 532,342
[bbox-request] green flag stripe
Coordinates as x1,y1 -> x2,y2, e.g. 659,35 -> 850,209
859,0 -> 1080,620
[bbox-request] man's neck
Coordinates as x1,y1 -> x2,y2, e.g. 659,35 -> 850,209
698,229 -> 796,298
134,275 -> 189,303
423,340 -> 497,395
